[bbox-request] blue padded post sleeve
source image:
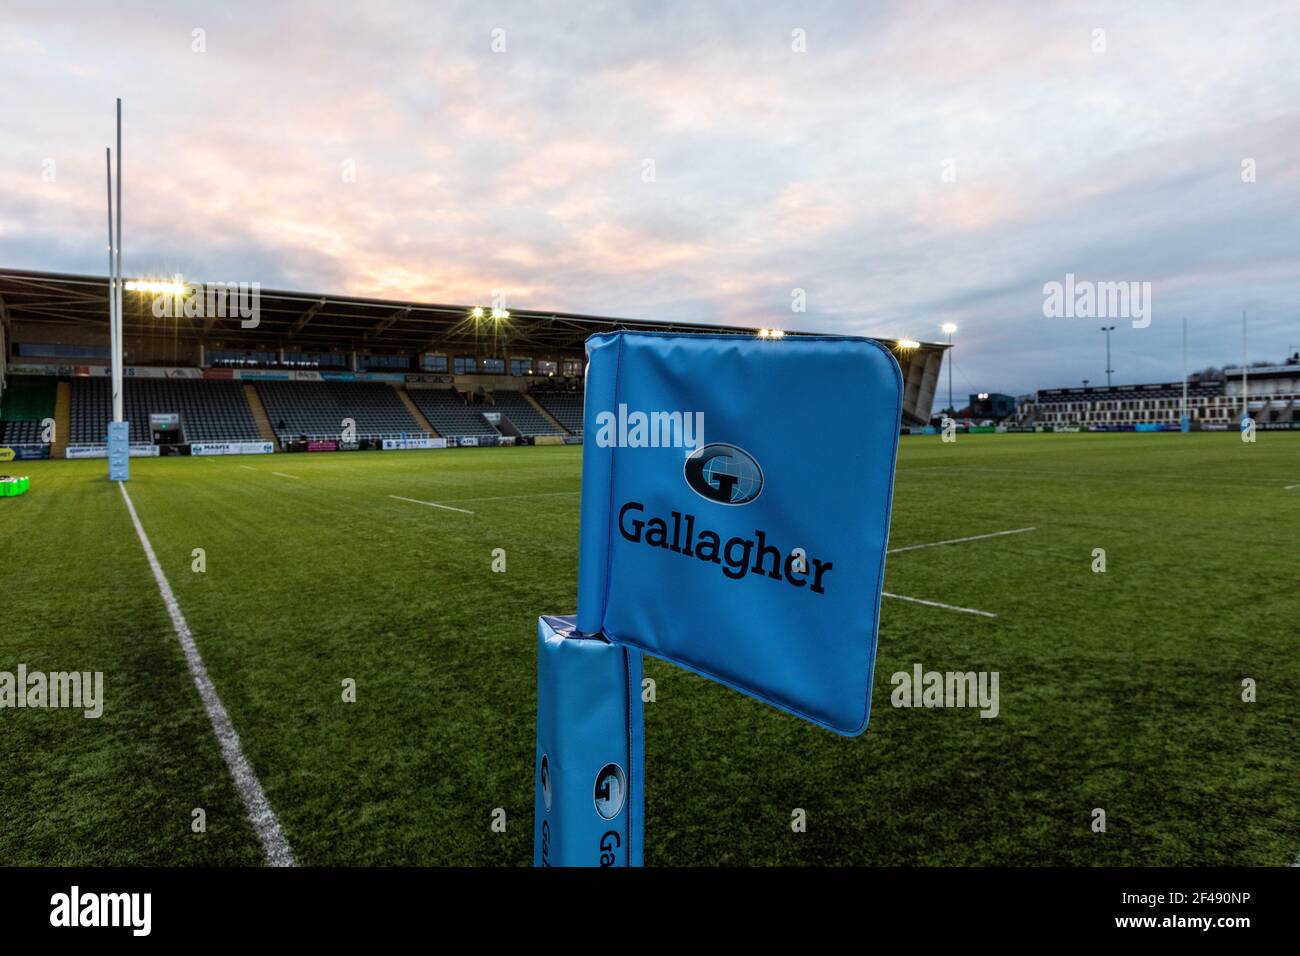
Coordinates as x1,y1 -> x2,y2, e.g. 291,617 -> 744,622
534,614 -> 645,867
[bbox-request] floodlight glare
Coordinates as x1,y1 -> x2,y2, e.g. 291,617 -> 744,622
897,338 -> 921,349
471,306 -> 484,319
771,329 -> 785,339
758,328 -> 770,338
942,323 -> 958,335
125,278 -> 186,295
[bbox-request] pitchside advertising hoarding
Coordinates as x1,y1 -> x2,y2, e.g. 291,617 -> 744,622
535,331 -> 902,866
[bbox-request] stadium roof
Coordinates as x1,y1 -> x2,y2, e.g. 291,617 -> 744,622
0,267 -> 946,356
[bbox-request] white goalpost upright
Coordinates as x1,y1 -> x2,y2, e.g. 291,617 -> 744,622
105,97 -> 129,480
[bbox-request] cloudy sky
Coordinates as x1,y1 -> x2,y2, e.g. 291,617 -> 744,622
2,1 -> 1297,400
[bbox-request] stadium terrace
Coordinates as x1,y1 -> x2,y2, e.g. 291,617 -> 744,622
617,501 -> 834,594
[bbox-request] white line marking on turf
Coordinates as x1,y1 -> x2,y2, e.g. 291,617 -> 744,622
883,592 -> 997,618
271,471 -> 299,480
388,495 -> 474,514
888,527 -> 1036,554
1285,484 -> 1299,490
239,465 -> 257,471
118,482 -> 296,867
434,491 -> 580,504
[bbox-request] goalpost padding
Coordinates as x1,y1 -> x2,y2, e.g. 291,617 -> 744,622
533,615 -> 644,867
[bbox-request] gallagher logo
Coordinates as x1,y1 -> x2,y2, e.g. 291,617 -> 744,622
683,443 -> 763,505
593,763 -> 627,820
539,754 -> 552,811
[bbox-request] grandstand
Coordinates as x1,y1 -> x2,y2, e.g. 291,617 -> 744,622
0,374 -> 55,445
0,267 -> 948,455
407,388 -> 500,439
489,389 -> 564,437
256,380 -> 425,443
532,389 -> 584,435
70,377 -> 263,444
1018,364 -> 1300,430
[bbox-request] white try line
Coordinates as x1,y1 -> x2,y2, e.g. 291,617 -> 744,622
1285,484 -> 1299,491
271,471 -> 300,480
118,482 -> 295,866
889,527 -> 1036,554
239,465 -> 257,471
883,591 -> 997,618
388,494 -> 474,514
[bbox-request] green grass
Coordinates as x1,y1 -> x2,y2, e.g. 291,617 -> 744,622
1,434 -> 1297,865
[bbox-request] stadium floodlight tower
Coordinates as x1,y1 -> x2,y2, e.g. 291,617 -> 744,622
104,98 -> 129,481
942,323 -> 958,414
1100,325 -> 1116,388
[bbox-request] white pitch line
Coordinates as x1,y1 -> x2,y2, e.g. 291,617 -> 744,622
1285,484 -> 1299,490
388,494 -> 474,514
271,471 -> 299,480
888,527 -> 1036,554
434,491 -> 580,504
239,465 -> 257,471
883,591 -> 997,618
118,482 -> 295,867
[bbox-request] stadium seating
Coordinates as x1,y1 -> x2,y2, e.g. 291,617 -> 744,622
256,380 -> 426,442
490,389 -> 564,436
69,377 -> 262,444
407,388 -> 500,438
0,376 -> 56,446
0,420 -> 47,444
532,390 -> 583,435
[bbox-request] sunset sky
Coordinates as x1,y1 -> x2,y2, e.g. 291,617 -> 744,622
2,1 -> 1298,399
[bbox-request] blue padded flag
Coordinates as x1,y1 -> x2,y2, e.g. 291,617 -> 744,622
534,615 -> 644,867
577,332 -> 902,736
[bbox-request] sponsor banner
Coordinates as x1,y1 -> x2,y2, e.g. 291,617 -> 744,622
381,437 -> 448,450
10,445 -> 51,460
534,435 -> 564,446
457,436 -> 479,447
405,374 -> 455,384
1056,425 -> 1082,433
57,365 -> 203,380
190,441 -> 275,456
201,367 -> 235,380
321,371 -> 358,382
235,369 -> 322,381
1259,421 -> 1300,430
563,435 -> 584,445
497,436 -> 515,446
969,426 -> 996,434
0,447 -> 14,462
66,443 -> 160,459
307,439 -> 338,452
